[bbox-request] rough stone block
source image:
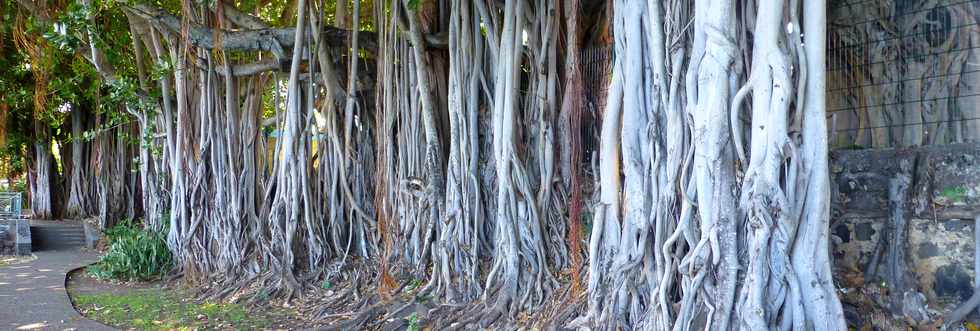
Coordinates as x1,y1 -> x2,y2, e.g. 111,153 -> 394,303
831,143 -> 980,313
83,222 -> 102,249
0,221 -> 12,255
14,219 -> 30,256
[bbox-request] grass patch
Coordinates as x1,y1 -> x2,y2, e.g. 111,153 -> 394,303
73,289 -> 275,330
940,186 -> 967,203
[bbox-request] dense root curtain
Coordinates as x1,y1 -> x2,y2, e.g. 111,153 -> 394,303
373,0 -> 568,315
578,0 -> 846,329
10,0 -> 848,328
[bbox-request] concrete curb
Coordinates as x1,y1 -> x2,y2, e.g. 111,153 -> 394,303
64,264 -> 119,330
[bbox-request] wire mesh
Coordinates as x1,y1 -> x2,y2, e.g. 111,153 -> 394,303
827,0 -> 980,148
0,192 -> 22,220
581,45 -> 613,158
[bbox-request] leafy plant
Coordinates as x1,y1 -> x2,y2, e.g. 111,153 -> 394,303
408,0 -> 423,10
406,312 -> 421,331
940,186 -> 967,203
88,219 -> 173,281
405,278 -> 423,291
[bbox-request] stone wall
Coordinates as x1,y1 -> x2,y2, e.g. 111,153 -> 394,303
831,143 -> 980,316
0,220 -> 13,255
0,219 -> 29,256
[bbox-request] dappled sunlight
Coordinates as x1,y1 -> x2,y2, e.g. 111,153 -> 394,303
14,322 -> 48,330
3,0 -> 976,329
0,256 -> 39,267
1,249 -> 106,329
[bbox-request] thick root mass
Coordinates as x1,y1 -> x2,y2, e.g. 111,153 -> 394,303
7,0 -> 853,329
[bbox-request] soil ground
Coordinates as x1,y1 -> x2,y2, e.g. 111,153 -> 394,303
67,269 -> 323,330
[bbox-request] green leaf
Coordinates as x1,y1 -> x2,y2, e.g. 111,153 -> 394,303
406,312 -> 421,331
88,219 -> 172,281
407,0 -> 422,10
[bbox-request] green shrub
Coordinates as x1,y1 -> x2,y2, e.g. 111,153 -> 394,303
88,219 -> 173,281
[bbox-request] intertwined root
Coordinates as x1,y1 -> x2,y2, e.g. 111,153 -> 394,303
581,0 -> 844,329
40,0 -> 849,328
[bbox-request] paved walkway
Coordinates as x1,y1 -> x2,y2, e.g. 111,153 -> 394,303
0,221 -> 113,330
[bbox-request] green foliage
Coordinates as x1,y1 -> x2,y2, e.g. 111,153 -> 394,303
9,178 -> 26,193
407,0 -> 422,10
43,2 -> 92,51
940,186 -> 967,203
0,4 -> 36,180
405,278 -> 423,291
88,219 -> 173,281
0,131 -> 29,178
148,58 -> 174,83
106,77 -> 150,112
406,312 -> 421,331
73,289 -> 279,330
50,57 -> 101,110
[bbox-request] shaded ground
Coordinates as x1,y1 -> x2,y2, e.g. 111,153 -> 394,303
288,265 -> 585,331
836,266 -> 980,330
67,270 -> 318,330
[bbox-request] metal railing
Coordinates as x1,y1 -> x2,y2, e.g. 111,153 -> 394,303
0,192 -> 23,220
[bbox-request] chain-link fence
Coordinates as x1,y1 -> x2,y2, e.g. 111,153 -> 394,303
828,0 -> 980,149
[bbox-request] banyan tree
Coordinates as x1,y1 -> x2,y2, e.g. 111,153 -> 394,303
4,0 -> 851,328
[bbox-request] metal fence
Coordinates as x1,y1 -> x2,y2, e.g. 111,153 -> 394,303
0,192 -> 22,220
581,46 -> 613,157
827,0 -> 980,148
